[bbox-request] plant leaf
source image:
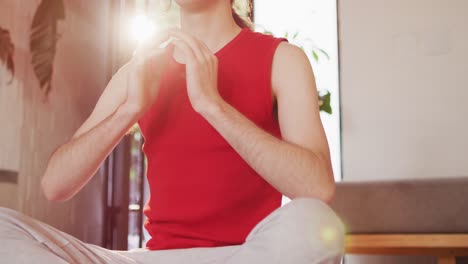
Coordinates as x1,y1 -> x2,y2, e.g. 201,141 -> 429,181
29,0 -> 65,98
318,91 -> 332,114
318,48 -> 330,60
0,26 -> 15,83
312,50 -> 319,62
292,31 -> 300,39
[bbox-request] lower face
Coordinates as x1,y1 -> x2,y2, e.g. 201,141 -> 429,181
173,0 -> 227,11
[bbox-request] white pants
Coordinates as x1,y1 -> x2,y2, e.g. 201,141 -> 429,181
0,198 -> 344,263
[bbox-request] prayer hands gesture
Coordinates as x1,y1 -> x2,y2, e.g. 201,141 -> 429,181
168,28 -> 224,114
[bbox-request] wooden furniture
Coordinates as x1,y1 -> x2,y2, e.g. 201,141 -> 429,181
345,234 -> 468,264
332,180 -> 468,263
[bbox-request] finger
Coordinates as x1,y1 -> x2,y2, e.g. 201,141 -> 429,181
169,30 -> 216,72
194,38 -> 218,77
171,39 -> 197,66
168,28 -> 206,62
168,28 -> 217,70
196,38 -> 216,67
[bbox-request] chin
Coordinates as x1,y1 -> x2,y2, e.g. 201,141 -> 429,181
174,0 -> 220,10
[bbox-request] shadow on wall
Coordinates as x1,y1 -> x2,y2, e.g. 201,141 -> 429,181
29,0 -> 65,101
0,24 -> 21,210
0,0 -> 113,246
0,26 -> 14,82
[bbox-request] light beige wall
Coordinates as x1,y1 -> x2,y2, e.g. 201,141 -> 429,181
0,1 -> 24,210
339,0 -> 468,263
0,0 -> 112,245
0,65 -> 21,210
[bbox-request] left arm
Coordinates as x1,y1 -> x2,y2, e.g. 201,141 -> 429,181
169,29 -> 335,203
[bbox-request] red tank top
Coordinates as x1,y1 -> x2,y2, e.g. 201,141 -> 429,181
137,28 -> 288,250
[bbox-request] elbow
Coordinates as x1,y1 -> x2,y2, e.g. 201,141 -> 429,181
291,180 -> 335,204
304,182 -> 335,204
41,176 -> 72,202
317,159 -> 336,204
41,149 -> 75,202
317,169 -> 336,204
298,171 -> 336,204
319,181 -> 335,204
303,152 -> 336,204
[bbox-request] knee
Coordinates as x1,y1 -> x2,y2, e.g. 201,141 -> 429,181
277,198 -> 345,257
0,206 -> 15,219
0,207 -> 24,233
0,207 -> 42,244
0,206 -> 21,220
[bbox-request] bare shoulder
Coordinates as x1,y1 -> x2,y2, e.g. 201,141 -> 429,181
271,42 -> 315,96
274,42 -> 311,66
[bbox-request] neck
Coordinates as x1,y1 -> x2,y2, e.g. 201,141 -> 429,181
179,2 -> 242,54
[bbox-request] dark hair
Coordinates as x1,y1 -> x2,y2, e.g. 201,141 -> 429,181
231,0 -> 253,29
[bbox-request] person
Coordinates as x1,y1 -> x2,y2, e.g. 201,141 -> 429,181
0,0 -> 344,263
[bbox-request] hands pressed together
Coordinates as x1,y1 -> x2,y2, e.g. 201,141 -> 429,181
122,27 -> 224,118
168,28 -> 223,114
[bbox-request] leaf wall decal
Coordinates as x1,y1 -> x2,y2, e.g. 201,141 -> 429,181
0,26 -> 15,84
29,0 -> 65,98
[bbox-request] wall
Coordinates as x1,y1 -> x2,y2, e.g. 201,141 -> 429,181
0,0 -> 112,245
0,22 -> 22,209
338,0 -> 468,263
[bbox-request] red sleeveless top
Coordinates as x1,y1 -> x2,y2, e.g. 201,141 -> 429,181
137,28 -> 288,250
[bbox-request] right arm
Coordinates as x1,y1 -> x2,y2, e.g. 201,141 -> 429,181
41,103 -> 139,201
41,32 -> 170,201
41,62 -> 140,201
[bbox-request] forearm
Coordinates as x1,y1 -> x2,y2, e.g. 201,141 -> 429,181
201,102 -> 335,202
41,105 -> 139,201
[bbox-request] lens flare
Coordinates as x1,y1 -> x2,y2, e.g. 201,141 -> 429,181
321,226 -> 338,243
130,15 -> 156,44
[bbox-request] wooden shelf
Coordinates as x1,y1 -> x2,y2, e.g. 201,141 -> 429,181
346,234 -> 468,264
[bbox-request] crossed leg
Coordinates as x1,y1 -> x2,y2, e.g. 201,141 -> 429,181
0,198 -> 344,264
